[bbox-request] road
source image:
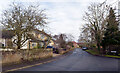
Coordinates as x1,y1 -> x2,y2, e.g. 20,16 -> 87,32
18,48 -> 119,71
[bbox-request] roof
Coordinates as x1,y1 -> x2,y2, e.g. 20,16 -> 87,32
30,39 -> 43,42
33,29 -> 51,38
28,34 -> 44,42
2,30 -> 14,39
72,41 -> 77,44
51,39 -> 56,42
1,29 -> 51,40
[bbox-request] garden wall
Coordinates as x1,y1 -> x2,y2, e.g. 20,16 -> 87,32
1,49 -> 53,65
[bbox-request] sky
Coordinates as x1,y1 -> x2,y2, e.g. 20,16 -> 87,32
0,0 -> 119,42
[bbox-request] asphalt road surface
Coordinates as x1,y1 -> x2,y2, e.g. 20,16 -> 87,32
18,48 -> 120,71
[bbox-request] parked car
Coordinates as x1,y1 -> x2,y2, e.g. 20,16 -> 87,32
63,48 -> 66,51
82,47 -> 88,50
46,46 -> 53,48
53,47 -> 60,54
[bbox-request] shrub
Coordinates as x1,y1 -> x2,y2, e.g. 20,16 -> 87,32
33,46 -> 38,49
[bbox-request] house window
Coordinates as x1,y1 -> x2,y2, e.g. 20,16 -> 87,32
2,44 -> 4,47
41,35 -> 44,39
32,44 -> 34,47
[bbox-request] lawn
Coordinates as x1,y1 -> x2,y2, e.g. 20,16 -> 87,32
85,49 -> 120,59
85,49 -> 99,55
104,55 -> 120,58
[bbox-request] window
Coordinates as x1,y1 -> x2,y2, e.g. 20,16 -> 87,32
32,44 -> 34,47
41,35 -> 45,39
2,44 -> 4,47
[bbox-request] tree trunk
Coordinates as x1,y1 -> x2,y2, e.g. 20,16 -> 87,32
17,34 -> 21,49
97,43 -> 100,53
17,46 -> 21,49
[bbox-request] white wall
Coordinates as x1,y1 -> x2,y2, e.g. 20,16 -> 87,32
0,38 -> 5,47
21,40 -> 29,49
12,36 -> 29,49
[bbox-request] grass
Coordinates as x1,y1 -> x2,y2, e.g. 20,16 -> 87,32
85,49 -> 99,55
104,55 -> 120,58
86,49 -> 120,58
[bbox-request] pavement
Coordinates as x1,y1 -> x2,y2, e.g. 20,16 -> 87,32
10,48 -> 119,71
3,50 -> 72,72
53,53 -> 61,57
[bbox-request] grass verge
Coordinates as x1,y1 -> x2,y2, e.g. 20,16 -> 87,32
104,55 -> 120,58
85,49 -> 120,59
85,49 -> 99,55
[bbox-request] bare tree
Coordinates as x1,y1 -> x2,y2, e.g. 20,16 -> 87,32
0,3 -> 47,49
82,1 -> 110,51
53,34 -> 67,48
58,34 -> 67,48
66,34 -> 74,42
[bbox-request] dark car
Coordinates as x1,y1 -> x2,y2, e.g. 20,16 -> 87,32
82,47 -> 88,50
46,46 -> 53,48
53,47 -> 59,54
47,46 -> 59,54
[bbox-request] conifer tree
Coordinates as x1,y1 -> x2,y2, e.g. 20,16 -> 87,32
102,7 -> 119,54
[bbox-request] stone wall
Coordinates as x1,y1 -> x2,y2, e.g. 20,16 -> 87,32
1,49 -> 53,65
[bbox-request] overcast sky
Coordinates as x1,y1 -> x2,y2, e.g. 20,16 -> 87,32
0,0 -> 118,42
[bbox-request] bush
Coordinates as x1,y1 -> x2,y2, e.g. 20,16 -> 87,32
90,44 -> 96,48
37,46 -> 42,49
33,46 -> 38,49
2,46 -> 6,49
55,49 -> 59,54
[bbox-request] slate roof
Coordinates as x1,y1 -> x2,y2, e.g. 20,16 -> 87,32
2,30 -> 14,39
28,34 -> 44,42
1,29 -> 51,42
33,29 -> 51,38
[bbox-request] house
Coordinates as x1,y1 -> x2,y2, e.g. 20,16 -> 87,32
0,30 -> 14,48
48,39 -> 54,46
26,29 -> 52,49
0,29 -> 52,49
72,41 -> 79,48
